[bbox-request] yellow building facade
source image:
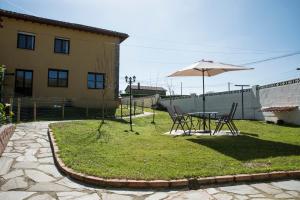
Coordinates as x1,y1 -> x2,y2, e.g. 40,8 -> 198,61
0,9 -> 128,109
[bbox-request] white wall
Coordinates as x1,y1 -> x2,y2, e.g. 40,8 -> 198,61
258,79 -> 300,124
159,78 -> 300,125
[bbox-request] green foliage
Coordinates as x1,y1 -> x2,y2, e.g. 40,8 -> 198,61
0,103 -> 13,124
0,64 -> 5,86
50,112 -> 300,180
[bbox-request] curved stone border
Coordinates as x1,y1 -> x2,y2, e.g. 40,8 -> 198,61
48,128 -> 300,189
0,124 -> 15,156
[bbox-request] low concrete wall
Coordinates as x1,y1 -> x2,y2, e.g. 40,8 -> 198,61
0,124 -> 15,155
258,79 -> 300,124
121,94 -> 159,108
159,78 -> 300,125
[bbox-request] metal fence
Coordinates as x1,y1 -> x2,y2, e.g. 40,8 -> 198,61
1,97 -> 147,122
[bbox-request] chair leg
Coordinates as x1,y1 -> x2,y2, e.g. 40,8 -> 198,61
213,121 -> 221,135
185,117 -> 191,132
218,123 -> 224,133
170,121 -> 176,134
226,122 -> 236,135
175,122 -> 180,131
230,121 -> 239,134
180,123 -> 186,134
214,121 -> 222,134
215,120 -> 223,134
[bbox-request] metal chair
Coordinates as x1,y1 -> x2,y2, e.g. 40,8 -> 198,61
173,105 -> 192,134
166,106 -> 190,134
213,102 -> 239,135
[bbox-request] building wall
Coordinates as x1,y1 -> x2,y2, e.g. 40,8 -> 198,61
0,17 -> 121,108
159,78 -> 300,125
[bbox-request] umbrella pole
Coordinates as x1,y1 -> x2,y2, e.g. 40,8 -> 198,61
202,69 -> 206,131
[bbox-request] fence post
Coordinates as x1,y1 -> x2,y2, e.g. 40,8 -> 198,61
17,98 -> 21,122
120,103 -> 123,119
134,101 -> 136,115
33,101 -> 36,121
86,107 -> 89,118
62,99 -> 65,120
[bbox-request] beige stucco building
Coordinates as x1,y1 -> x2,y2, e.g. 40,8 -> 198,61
0,9 -> 128,109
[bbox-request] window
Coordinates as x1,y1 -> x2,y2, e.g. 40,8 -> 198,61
48,69 -> 68,87
15,69 -> 33,96
54,38 -> 70,54
88,73 -> 105,89
17,32 -> 35,50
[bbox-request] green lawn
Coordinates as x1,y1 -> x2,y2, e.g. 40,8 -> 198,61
50,111 -> 300,180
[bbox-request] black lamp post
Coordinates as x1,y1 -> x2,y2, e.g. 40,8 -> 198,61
125,75 -> 136,131
235,84 -> 250,120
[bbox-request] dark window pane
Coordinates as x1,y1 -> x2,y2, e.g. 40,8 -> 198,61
16,71 -> 24,78
24,79 -> 32,88
48,79 -> 57,86
54,38 -> 69,54
88,73 -> 105,89
26,36 -> 34,49
88,81 -> 95,88
59,71 -> 67,79
24,72 -> 32,88
96,74 -> 103,81
88,74 -> 95,81
62,40 -> 69,53
16,78 -> 23,87
18,34 -> 26,48
25,71 -> 32,79
48,69 -> 68,87
96,82 -> 103,89
58,79 -> 67,87
54,39 -> 61,53
17,34 -> 34,50
49,71 -> 58,79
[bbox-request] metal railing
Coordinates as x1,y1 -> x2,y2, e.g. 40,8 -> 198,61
1,96 -> 148,122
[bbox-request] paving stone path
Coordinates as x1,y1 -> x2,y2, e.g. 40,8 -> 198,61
0,122 -> 300,200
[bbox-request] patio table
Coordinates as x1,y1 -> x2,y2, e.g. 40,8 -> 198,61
187,111 -> 218,135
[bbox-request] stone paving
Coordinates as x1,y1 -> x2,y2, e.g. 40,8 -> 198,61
0,121 -> 299,200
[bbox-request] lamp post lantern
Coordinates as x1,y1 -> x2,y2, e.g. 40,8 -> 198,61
125,75 -> 136,131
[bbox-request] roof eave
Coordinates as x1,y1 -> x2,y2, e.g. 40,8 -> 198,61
0,9 -> 129,42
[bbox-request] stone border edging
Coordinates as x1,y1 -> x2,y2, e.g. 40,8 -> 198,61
0,124 -> 15,156
48,128 -> 300,189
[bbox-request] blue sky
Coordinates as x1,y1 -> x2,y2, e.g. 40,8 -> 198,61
1,0 -> 300,94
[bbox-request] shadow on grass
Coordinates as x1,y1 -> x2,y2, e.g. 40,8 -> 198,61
240,132 -> 259,137
276,123 -> 300,128
186,134 -> 300,161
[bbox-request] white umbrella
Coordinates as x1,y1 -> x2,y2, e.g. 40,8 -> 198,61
168,59 -> 253,130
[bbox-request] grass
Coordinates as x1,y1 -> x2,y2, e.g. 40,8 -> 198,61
50,111 -> 300,180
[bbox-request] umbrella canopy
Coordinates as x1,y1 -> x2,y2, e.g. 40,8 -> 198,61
168,60 -> 253,77
168,59 -> 253,132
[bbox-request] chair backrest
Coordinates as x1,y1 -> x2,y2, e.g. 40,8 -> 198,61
166,106 -> 177,121
226,102 -> 236,120
228,102 -> 238,120
173,105 -> 185,116
231,102 -> 238,120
